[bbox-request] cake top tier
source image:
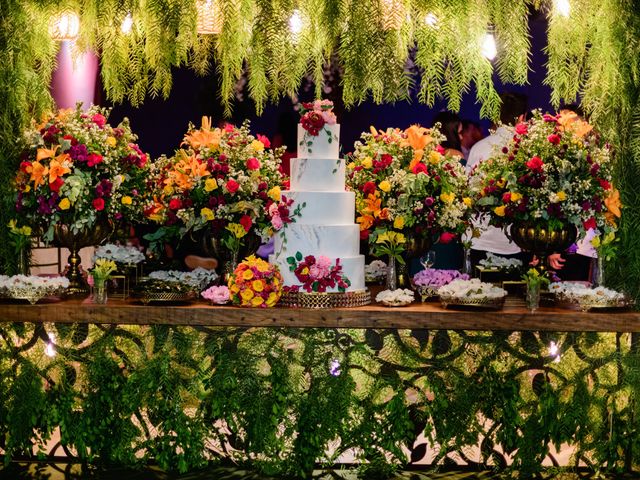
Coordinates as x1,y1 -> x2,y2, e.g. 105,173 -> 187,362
298,100 -> 340,159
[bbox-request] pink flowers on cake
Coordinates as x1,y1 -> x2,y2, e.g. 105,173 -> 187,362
299,100 -> 337,136
285,252 -> 351,293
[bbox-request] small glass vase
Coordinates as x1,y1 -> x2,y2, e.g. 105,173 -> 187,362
462,246 -> 472,276
93,279 -> 108,304
222,250 -> 239,284
386,256 -> 397,291
591,255 -> 604,287
17,249 -> 29,276
525,282 -> 541,312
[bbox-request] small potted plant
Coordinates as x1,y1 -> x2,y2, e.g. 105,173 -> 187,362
522,268 -> 550,312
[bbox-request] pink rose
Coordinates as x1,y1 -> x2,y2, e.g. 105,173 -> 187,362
316,256 -> 331,270
321,110 -> 337,125
201,285 -> 231,304
257,134 -> 271,148
246,157 -> 261,170
547,134 -> 561,145
271,214 -> 284,230
224,123 -> 235,132
226,179 -> 240,193
87,153 -> 103,167
92,114 -> 106,128
525,156 -> 543,172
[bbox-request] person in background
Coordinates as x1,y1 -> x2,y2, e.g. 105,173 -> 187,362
458,119 -> 484,162
465,92 -> 529,268
431,111 -> 464,158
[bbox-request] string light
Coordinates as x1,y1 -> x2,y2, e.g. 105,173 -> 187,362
49,11 -> 80,41
329,359 -> 341,376
45,333 -> 56,357
121,13 -> 134,34
554,0 -> 571,18
424,13 -> 439,28
196,0 -> 222,35
481,32 -> 497,60
549,341 -> 561,363
289,9 -> 303,39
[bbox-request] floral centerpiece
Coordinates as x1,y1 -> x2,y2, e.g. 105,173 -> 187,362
438,278 -> 507,309
470,110 -> 620,253
284,252 -> 351,293
298,100 -> 338,154
144,118 -> 285,273
0,275 -> 69,304
94,243 -> 145,265
412,268 -> 470,301
15,105 -> 150,242
227,255 -> 282,308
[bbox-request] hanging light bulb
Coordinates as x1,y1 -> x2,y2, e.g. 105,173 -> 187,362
289,9 -> 303,37
424,13 -> 438,28
481,32 -> 497,60
49,10 -> 80,41
121,13 -> 134,34
380,0 -> 406,31
196,0 -> 222,35
554,0 -> 570,18
45,333 -> 56,358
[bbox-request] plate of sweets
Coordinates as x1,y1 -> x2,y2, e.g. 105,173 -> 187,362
437,278 -> 507,310
550,283 -> 633,311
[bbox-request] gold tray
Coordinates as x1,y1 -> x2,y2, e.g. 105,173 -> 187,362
575,298 -> 634,312
440,295 -> 505,310
280,289 -> 371,309
139,291 -> 195,305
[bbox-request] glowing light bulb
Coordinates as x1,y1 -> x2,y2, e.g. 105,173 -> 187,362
121,13 -> 134,34
424,13 -> 438,27
549,341 -> 561,363
554,0 -> 570,18
289,10 -> 303,37
45,333 -> 56,357
49,11 -> 80,41
481,33 -> 497,60
329,359 -> 341,376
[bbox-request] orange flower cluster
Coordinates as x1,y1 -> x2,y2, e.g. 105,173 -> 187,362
228,255 -> 283,308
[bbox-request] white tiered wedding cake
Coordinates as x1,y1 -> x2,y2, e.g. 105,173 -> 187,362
271,102 -> 365,293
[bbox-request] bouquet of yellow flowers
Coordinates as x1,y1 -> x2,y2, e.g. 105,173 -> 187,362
228,255 -> 283,308
347,125 -> 471,249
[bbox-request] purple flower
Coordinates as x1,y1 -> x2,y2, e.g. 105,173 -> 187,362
424,197 -> 434,207
69,144 -> 89,163
413,268 -> 469,288
95,179 -> 113,198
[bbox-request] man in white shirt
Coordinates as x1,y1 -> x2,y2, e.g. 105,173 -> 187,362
465,93 -> 529,267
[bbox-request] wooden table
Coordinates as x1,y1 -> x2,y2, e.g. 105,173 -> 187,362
0,297 -> 638,331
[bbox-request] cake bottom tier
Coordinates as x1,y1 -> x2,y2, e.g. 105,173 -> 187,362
270,253 -> 365,292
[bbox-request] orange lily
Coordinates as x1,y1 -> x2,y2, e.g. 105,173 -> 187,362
357,214 -> 374,231
405,125 -> 433,166
183,116 -> 222,150
27,161 -> 48,188
49,154 -> 72,184
55,108 -> 74,123
36,145 -> 60,162
604,188 -> 622,226
363,193 -> 382,217
558,110 -> 593,138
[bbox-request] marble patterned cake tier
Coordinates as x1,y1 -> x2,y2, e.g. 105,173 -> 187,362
297,124 -> 340,159
282,190 -> 355,225
274,224 -> 360,258
290,157 -> 345,192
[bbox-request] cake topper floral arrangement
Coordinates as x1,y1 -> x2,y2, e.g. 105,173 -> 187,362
470,110 -> 620,243
15,105 -> 150,242
347,124 -> 471,250
144,118 -> 285,256
285,252 -> 351,293
298,99 -> 339,154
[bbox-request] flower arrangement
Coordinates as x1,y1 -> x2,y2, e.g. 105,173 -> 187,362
228,255 -> 283,307
347,124 -> 471,248
0,275 -> 69,304
93,243 -> 145,265
144,118 -> 285,256
15,105 -> 150,242
478,252 -> 523,271
412,269 -> 470,289
89,258 -> 117,284
285,252 -> 351,293
298,100 -> 338,154
371,231 -> 406,264
201,285 -> 231,305
470,110 -> 620,242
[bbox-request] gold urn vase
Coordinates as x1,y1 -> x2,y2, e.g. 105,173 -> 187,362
509,221 -> 577,268
53,222 -> 112,295
201,231 -> 261,282
397,233 -> 433,289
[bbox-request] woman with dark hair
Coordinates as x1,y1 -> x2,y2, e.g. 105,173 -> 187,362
431,111 -> 464,158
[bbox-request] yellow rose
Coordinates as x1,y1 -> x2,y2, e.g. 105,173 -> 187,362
23,185 -> 31,193
510,192 -> 523,202
230,284 -> 240,294
266,292 -> 279,307
393,216 -> 405,229
440,192 -> 455,204
58,198 -> 71,210
242,269 -> 254,281
251,140 -> 265,152
395,232 -> 406,244
268,186 -> 281,202
200,207 -> 215,221
256,260 -> 270,272
241,288 -> 254,301
463,197 -> 473,207
428,150 -> 442,164
106,136 -> 117,147
361,157 -> 373,169
557,191 -> 567,201
494,206 -> 506,217
121,196 -> 133,205
347,162 -> 355,170
204,178 -> 218,192
379,180 -> 391,193
252,279 -> 264,292
497,178 -> 506,188
163,185 -> 174,196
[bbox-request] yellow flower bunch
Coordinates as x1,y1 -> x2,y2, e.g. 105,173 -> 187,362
228,255 -> 283,308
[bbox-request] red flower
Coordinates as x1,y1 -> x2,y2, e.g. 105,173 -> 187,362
91,114 -> 106,128
246,157 -> 261,170
412,162 -> 428,174
547,134 -> 561,145
436,145 -> 445,155
362,181 -> 377,195
226,179 -> 240,194
502,192 -> 511,203
543,114 -> 558,123
360,229 -> 370,241
92,198 -> 105,211
598,178 -> 611,190
168,198 -> 182,210
223,123 -> 235,133
300,111 -> 325,136
257,134 -> 271,148
239,214 -> 253,232
515,123 -> 528,135
19,161 -> 31,173
525,156 -> 544,172
439,232 -> 456,244
583,217 -> 597,230
87,153 -> 103,167
49,177 -> 64,193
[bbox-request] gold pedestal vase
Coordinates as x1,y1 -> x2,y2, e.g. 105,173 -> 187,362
509,221 -> 577,272
200,231 -> 261,283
